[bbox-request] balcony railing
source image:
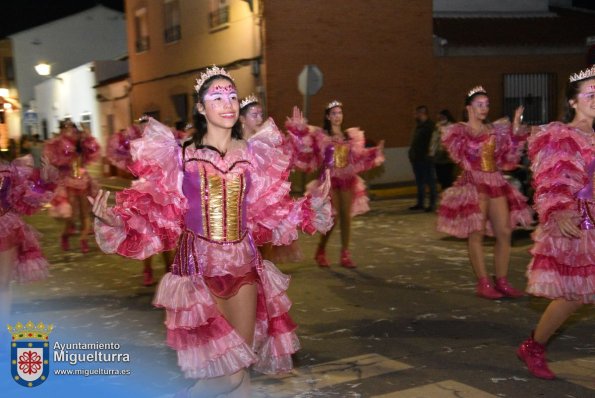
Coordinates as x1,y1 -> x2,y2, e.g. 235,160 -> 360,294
135,36 -> 150,53
209,6 -> 229,30
164,25 -> 181,43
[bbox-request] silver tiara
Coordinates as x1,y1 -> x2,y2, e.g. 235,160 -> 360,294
240,94 -> 259,109
467,86 -> 487,98
569,65 -> 595,83
326,100 -> 343,110
194,65 -> 234,93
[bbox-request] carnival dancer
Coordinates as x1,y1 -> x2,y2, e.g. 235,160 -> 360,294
44,119 -> 100,253
0,155 -> 56,325
286,101 -> 384,268
89,66 -> 333,397
436,86 -> 532,299
517,65 -> 595,380
239,94 -> 264,140
106,124 -> 143,173
239,95 -> 305,264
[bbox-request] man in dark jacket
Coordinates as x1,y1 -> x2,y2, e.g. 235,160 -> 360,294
408,105 -> 437,212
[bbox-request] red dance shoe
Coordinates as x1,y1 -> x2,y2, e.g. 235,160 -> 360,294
61,234 -> 70,251
494,276 -> 524,298
80,239 -> 89,254
517,333 -> 556,380
476,277 -> 504,299
314,247 -> 329,268
340,249 -> 356,268
143,268 -> 155,286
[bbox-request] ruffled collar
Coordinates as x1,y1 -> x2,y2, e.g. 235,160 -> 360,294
183,139 -> 249,173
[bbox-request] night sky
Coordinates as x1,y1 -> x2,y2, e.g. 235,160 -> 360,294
0,0 -> 124,38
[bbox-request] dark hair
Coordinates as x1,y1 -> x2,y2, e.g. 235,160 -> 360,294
186,74 -> 242,149
416,105 -> 428,113
174,120 -> 186,130
438,109 -> 455,123
239,102 -> 260,117
322,104 -> 344,136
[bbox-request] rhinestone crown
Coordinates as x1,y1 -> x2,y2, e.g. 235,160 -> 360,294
194,65 -> 234,93
569,65 -> 595,83
467,86 -> 487,98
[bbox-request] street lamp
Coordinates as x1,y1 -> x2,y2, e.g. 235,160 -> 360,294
35,62 -> 62,82
35,62 -> 51,76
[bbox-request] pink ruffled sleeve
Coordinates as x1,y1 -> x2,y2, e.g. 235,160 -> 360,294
442,123 -> 474,169
247,120 -> 333,246
528,122 -> 588,224
346,127 -> 384,173
43,136 -> 75,167
81,135 -> 101,165
492,118 -> 528,171
94,119 -> 187,260
9,155 -> 56,215
284,120 -> 324,173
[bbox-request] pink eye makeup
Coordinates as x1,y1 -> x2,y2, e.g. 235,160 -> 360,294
204,84 -> 238,101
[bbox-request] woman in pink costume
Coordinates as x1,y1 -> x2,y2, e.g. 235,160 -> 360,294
517,66 -> 595,380
239,94 -> 264,140
89,66 -> 332,397
44,119 -> 100,253
286,101 -> 384,268
0,155 -> 56,324
106,124 -> 142,173
437,86 -> 532,299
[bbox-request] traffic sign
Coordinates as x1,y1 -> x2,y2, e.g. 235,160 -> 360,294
298,65 -> 323,96
24,110 -> 38,125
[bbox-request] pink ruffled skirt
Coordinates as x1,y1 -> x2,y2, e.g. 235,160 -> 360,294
437,170 -> 533,238
152,232 -> 300,379
0,212 -> 49,283
527,221 -> 595,303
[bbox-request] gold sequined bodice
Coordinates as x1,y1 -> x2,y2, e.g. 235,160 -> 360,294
333,142 -> 350,169
197,168 -> 247,242
480,135 -> 496,172
71,155 -> 82,178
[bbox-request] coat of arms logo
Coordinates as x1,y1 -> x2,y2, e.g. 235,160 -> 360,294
7,321 -> 53,387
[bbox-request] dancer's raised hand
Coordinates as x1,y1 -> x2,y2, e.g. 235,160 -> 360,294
88,189 -> 118,226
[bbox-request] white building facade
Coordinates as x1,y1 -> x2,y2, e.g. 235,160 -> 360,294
10,5 -> 127,139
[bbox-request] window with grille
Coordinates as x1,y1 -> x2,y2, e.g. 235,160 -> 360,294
209,0 -> 229,31
164,0 -> 181,43
135,8 -> 150,53
503,73 -> 556,125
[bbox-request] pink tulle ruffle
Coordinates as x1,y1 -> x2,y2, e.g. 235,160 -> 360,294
437,171 -> 532,238
526,254 -> 594,303
0,214 -> 49,283
152,258 -> 299,378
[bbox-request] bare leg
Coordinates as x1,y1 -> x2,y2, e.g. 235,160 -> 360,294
78,193 -> 91,242
0,247 -> 17,326
189,284 -> 257,397
488,196 -> 512,278
533,298 -> 583,344
338,189 -> 353,251
467,194 -> 489,279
